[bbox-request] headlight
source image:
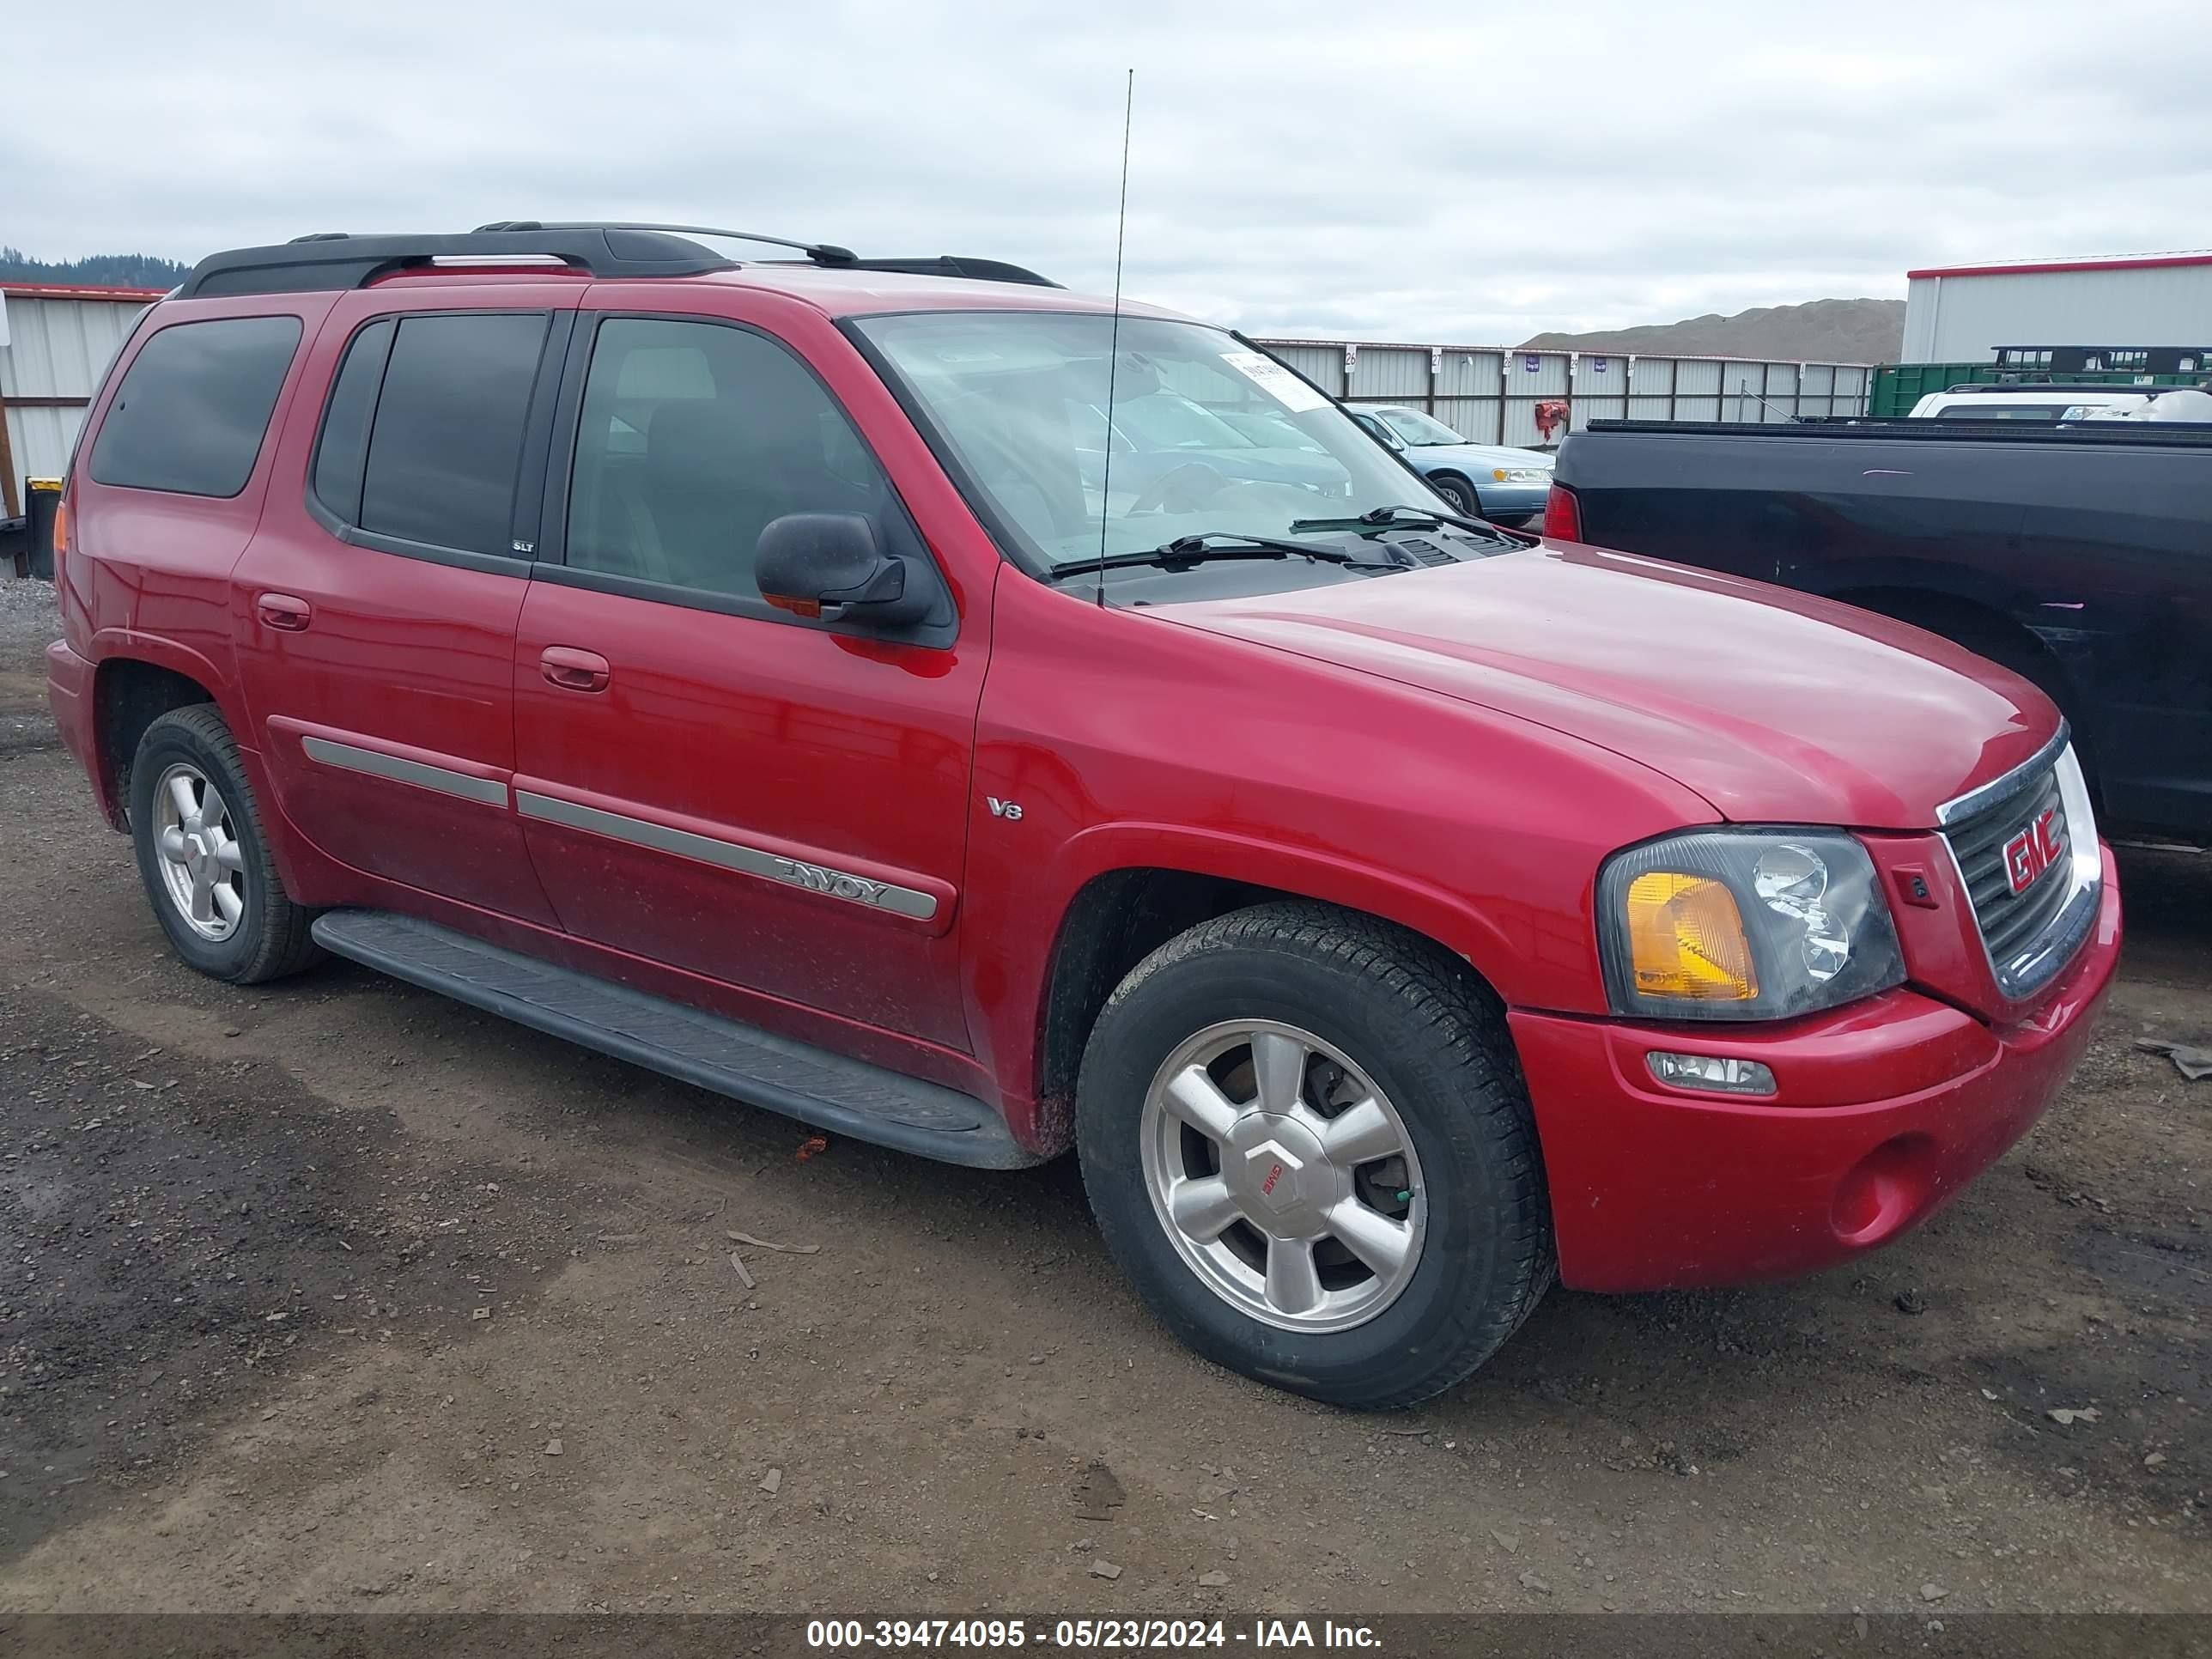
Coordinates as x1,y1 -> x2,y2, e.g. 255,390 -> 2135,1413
1596,830 -> 1905,1020
1492,466 -> 1550,483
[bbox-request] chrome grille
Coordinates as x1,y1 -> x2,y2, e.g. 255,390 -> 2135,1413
1937,728 -> 2099,1001
1947,766 -> 2069,962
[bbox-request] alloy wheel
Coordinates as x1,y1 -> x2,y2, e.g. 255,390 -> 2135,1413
152,762 -> 247,942
1139,1018 -> 1426,1333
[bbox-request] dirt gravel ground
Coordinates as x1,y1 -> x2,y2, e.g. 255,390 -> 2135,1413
0,579 -> 2205,1617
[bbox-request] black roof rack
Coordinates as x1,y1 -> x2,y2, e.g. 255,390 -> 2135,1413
176,226 -> 739,299
174,222 -> 1058,300
477,220 -> 858,264
833,255 -> 1060,288
493,225 -> 1057,285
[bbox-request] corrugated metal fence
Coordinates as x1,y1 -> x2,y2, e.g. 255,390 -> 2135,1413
0,285 -> 160,517
1250,337 -> 1872,448
0,291 -> 1876,520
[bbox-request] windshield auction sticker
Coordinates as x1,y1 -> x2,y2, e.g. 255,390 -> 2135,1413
1219,349 -> 1328,413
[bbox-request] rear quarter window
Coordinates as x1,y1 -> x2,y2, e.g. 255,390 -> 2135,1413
88,315 -> 304,497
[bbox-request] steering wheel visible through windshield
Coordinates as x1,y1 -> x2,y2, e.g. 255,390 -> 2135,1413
851,312 -> 1451,571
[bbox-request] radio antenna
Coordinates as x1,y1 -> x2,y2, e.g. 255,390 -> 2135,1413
1095,69 -> 1134,609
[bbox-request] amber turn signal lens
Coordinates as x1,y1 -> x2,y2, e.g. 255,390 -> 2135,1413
50,500 -> 70,557
1623,872 -> 1758,1000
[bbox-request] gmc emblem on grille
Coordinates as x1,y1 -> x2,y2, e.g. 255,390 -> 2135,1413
2002,806 -> 2063,896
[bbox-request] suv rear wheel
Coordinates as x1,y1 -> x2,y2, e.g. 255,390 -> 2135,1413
129,705 -> 321,984
1076,902 -> 1553,1407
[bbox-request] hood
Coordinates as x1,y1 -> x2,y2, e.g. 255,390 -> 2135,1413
1168,544 -> 2057,830
1415,442 -> 1553,471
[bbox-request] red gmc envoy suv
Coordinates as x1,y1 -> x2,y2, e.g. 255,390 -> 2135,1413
45,224 -> 2121,1407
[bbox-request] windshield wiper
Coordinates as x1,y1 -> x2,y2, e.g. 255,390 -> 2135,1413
1046,532 -> 1404,581
1288,504 -> 1537,543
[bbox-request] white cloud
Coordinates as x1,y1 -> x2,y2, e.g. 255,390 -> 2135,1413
6,0 -> 2207,343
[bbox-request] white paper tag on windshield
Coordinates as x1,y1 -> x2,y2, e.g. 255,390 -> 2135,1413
1220,349 -> 1328,413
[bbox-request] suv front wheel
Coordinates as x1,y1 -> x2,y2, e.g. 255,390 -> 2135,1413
1077,902 -> 1553,1408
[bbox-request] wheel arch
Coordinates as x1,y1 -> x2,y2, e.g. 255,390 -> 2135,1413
90,651 -> 226,830
1028,839 -> 1517,1156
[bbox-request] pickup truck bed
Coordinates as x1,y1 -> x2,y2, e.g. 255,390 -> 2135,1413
1549,418 -> 2212,840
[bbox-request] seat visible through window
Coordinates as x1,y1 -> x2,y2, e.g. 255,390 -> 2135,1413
567,318 -> 884,600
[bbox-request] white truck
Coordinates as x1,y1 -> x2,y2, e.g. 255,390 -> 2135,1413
1906,383 -> 2157,422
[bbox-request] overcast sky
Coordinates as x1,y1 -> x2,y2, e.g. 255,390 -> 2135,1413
8,0 -> 2208,343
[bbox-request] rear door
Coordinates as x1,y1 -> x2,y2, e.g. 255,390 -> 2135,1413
508,301 -> 985,1049
233,286 -> 578,921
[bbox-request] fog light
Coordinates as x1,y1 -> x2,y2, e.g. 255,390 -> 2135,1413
1645,1051 -> 1777,1095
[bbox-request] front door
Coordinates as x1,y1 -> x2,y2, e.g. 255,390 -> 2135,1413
510,308 -> 984,1049
234,288 -> 577,924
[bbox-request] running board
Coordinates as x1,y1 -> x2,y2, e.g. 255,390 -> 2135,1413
309,909 -> 1040,1170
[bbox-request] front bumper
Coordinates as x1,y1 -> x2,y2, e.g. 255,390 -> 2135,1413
1474,481 -> 1549,521
1510,844 -> 2121,1292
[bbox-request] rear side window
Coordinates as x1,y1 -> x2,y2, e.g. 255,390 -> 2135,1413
310,318 -> 395,523
341,312 -> 550,556
88,315 -> 303,497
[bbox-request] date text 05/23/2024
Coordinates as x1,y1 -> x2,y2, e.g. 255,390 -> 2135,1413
805,1619 -> 1382,1649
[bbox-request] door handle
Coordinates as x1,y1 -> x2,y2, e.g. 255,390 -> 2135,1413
540,646 -> 611,694
256,592 -> 312,632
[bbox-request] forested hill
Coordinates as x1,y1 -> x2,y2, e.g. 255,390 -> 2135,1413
0,248 -> 192,289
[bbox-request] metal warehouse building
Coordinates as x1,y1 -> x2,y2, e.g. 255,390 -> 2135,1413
0,283 -> 161,517
1901,252 -> 2212,363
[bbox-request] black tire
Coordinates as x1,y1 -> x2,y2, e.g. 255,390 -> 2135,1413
1429,473 -> 1480,516
1076,902 -> 1554,1409
129,704 -> 322,984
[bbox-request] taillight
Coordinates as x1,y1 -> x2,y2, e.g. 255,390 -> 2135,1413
49,492 -> 70,588
1541,482 -> 1581,541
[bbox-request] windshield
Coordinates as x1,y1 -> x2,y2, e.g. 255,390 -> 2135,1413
1377,408 -> 1467,447
1089,391 -> 1250,452
853,312 -> 1450,568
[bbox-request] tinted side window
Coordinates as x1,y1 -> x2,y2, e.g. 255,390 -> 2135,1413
360,313 -> 550,555
310,318 -> 396,523
88,315 -> 303,497
565,318 -> 891,599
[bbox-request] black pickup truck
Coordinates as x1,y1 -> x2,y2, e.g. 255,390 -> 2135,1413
1546,419 -> 2212,840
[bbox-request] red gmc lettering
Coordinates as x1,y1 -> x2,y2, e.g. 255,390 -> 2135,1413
2003,806 -> 2063,895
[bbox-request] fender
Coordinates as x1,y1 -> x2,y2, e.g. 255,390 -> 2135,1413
88,628 -> 241,710
1050,819 -> 1521,989
82,627 -> 256,820
963,813 -> 1564,1153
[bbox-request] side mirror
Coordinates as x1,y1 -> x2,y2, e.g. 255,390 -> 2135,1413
756,513 -> 931,626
